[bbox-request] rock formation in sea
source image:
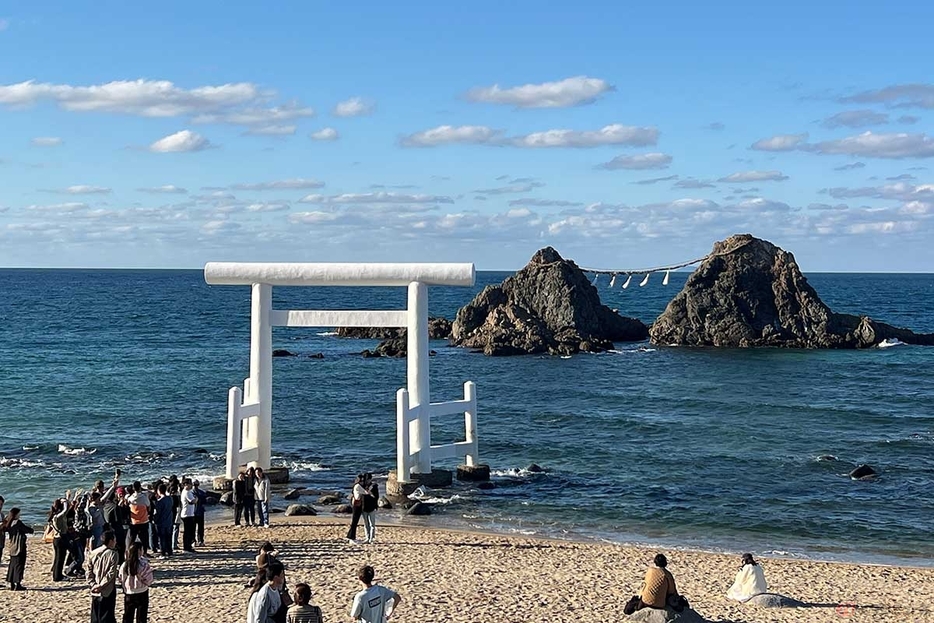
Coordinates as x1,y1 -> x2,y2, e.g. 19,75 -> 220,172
650,234 -> 934,348
450,247 -> 649,356
337,317 -> 452,340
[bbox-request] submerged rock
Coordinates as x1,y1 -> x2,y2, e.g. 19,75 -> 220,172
649,234 -> 934,348
405,501 -> 432,516
317,494 -> 342,505
451,247 -> 648,356
283,488 -> 302,500
849,464 -> 878,480
272,349 -> 296,357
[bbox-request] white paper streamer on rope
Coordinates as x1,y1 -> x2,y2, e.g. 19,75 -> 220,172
639,273 -> 650,287
662,270 -> 670,286
608,274 -> 617,288
621,274 -> 633,289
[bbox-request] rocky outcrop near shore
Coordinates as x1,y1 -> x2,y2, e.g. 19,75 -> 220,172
337,317 -> 452,340
649,234 -> 934,348
451,247 -> 648,356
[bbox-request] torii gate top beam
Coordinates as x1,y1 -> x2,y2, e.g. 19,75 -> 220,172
204,262 -> 475,287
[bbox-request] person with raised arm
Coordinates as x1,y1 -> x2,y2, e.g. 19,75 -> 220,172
48,493 -> 72,581
3,507 -> 34,591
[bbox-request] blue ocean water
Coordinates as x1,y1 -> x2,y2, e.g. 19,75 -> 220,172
1,269 -> 932,565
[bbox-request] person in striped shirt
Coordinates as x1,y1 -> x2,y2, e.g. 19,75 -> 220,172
286,583 -> 324,623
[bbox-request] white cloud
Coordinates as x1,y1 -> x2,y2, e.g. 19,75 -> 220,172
298,192 -> 453,205
245,202 -> 290,213
138,185 -> 188,194
149,130 -> 212,153
400,125 -> 502,147
465,75 -> 613,108
244,125 -> 296,136
332,97 -> 374,117
750,133 -> 808,151
26,202 -> 89,213
63,185 -> 111,195
474,181 -> 545,195
288,211 -> 341,224
508,198 -> 583,207
231,178 -> 324,191
718,170 -> 789,183
310,127 -> 339,141
192,101 -> 314,126
823,182 -> 934,201
674,178 -> 715,189
400,123 -> 657,148
822,110 -> 888,129
842,84 -> 934,109
633,175 -> 679,185
509,124 -> 658,148
809,131 -> 934,159
833,162 -> 866,171
0,79 -> 259,116
31,136 -> 63,147
598,152 -> 672,170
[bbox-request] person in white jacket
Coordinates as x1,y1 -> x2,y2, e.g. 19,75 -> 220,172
118,542 -> 154,622
254,468 -> 271,528
727,553 -> 768,602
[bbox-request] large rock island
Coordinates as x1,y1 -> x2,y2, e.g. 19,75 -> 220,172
649,234 -> 934,348
451,247 -> 648,356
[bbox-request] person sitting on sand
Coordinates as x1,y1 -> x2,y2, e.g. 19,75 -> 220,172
624,553 -> 688,614
351,565 -> 401,623
726,553 -> 768,602
287,583 -> 324,623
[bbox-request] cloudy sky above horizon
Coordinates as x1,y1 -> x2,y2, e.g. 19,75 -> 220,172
2,2 -> 934,271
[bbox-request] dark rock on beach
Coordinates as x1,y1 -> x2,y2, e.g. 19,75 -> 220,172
283,488 -> 302,500
284,504 -> 316,517
849,464 -> 878,480
650,234 -> 934,348
627,607 -> 707,622
333,504 -> 353,514
272,349 -> 297,357
746,593 -> 805,608
451,247 -> 648,356
317,494 -> 342,505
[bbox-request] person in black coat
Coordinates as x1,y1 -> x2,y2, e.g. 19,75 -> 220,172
232,472 -> 248,526
3,507 -> 35,590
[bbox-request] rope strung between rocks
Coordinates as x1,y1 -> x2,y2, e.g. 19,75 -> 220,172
581,237 -> 754,288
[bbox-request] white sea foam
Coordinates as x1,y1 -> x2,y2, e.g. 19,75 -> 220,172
316,331 -> 339,337
58,444 -> 97,456
22,445 -> 39,451
877,338 -> 904,348
407,485 -> 462,505
0,457 -> 47,468
286,460 -> 331,472
491,467 -> 540,478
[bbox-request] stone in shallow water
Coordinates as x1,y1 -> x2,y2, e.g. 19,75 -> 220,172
746,593 -> 804,608
284,504 -> 316,517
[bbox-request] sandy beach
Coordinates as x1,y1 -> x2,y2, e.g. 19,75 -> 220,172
1,516 -> 932,623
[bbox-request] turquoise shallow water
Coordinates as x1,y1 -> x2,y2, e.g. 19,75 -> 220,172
0,269 -> 932,565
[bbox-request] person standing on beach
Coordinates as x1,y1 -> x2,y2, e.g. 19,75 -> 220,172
247,560 -> 285,623
193,480 -> 207,546
49,495 -> 71,581
254,468 -> 271,529
350,565 -> 401,623
118,542 -> 153,623
126,482 -> 150,556
346,474 -> 366,544
153,484 -> 174,559
233,472 -> 247,527
3,507 -> 34,591
88,530 -> 119,623
0,495 -> 6,563
179,479 -> 197,553
244,467 -> 257,527
169,482 -> 182,552
86,492 -> 106,549
361,474 -> 379,544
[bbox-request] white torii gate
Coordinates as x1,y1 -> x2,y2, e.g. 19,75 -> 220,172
203,262 -> 480,484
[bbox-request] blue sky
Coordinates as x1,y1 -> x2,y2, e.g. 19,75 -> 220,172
2,1 -> 934,270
